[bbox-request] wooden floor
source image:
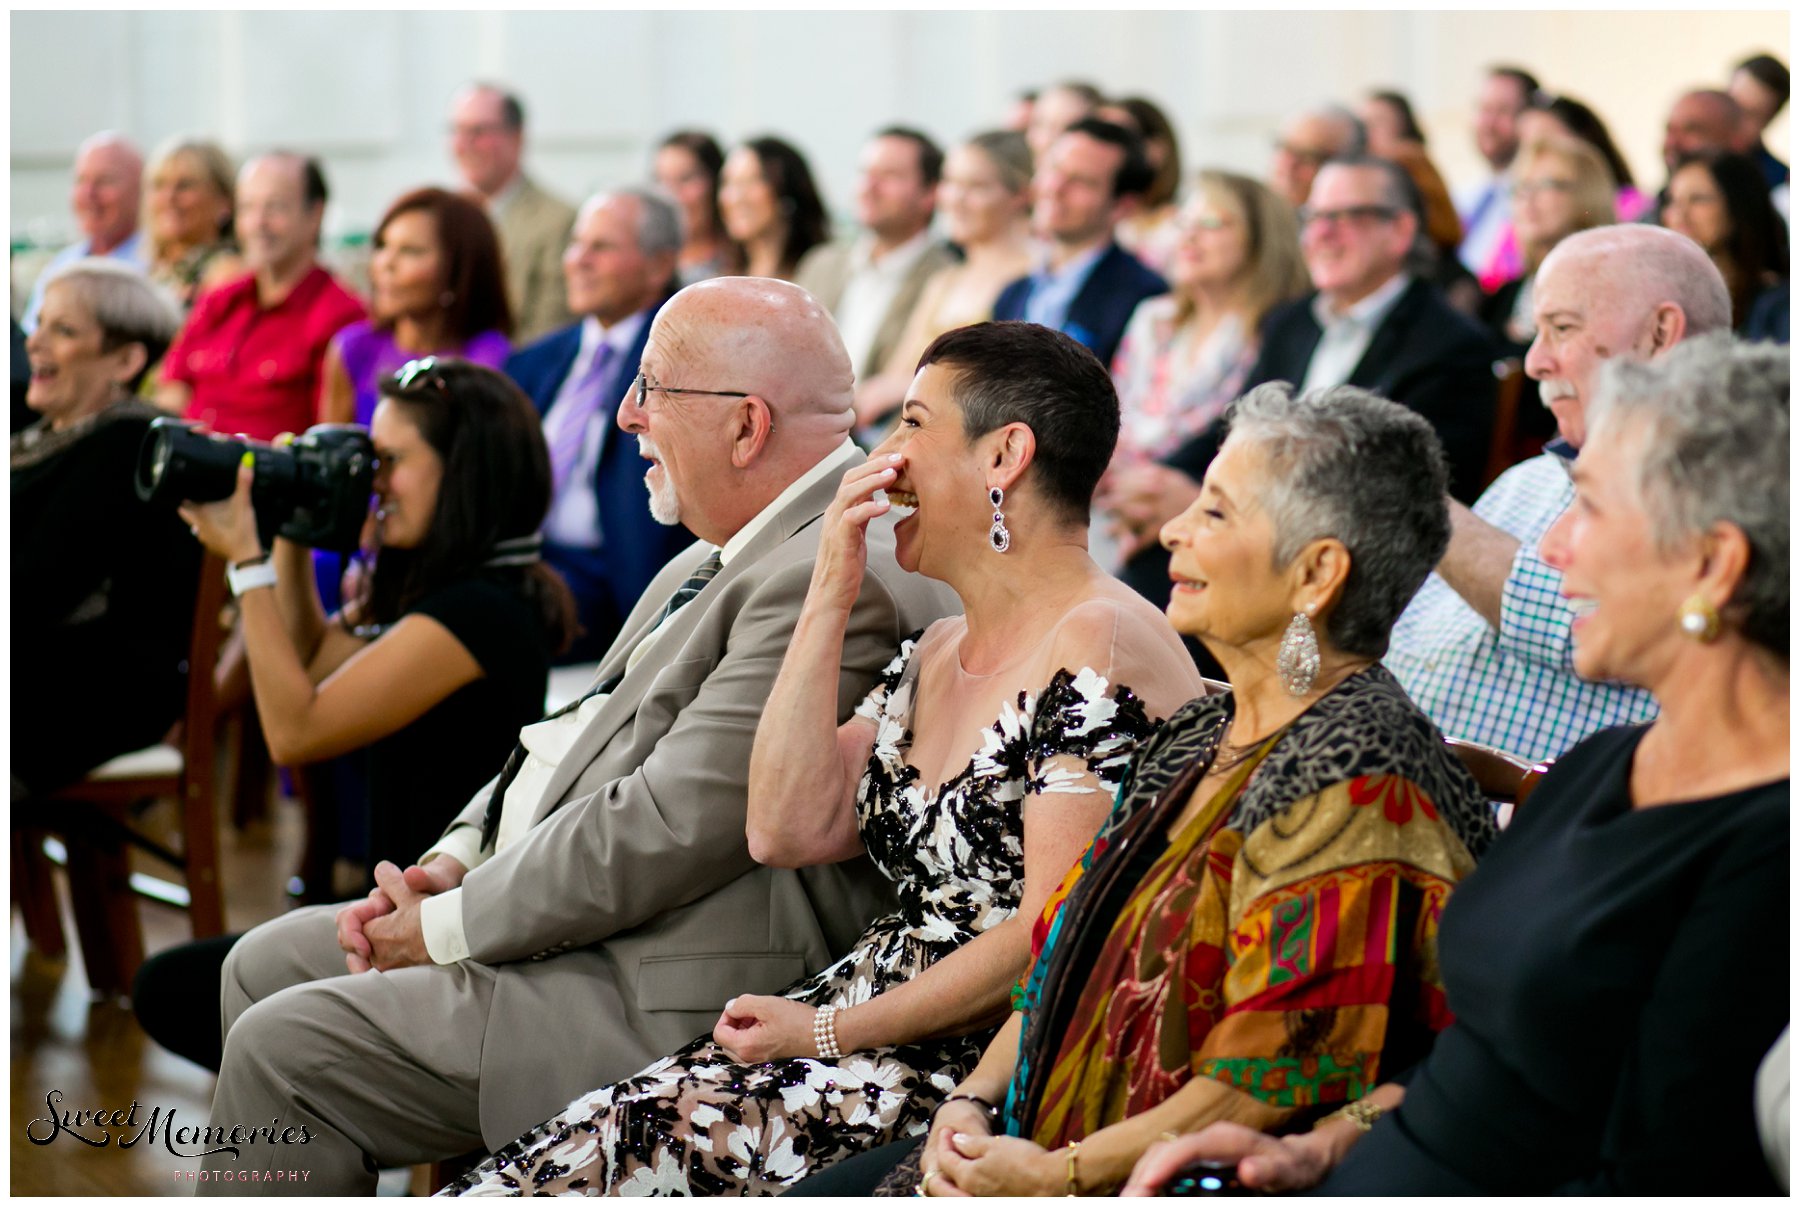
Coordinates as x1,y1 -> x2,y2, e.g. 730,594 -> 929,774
9,790 -> 412,1196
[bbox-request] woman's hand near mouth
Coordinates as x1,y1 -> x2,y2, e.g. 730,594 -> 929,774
808,454 -> 904,617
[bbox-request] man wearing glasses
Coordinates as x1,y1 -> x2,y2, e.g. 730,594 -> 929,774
1196,155 -> 1495,502
201,277 -> 957,1195
1110,156 -> 1498,614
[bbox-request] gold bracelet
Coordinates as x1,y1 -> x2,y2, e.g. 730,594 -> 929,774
1314,1098 -> 1384,1133
1063,1140 -> 1081,1196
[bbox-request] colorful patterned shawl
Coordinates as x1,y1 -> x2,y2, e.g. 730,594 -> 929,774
1004,664 -> 1495,1147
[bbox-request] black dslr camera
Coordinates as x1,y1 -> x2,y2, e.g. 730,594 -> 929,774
135,418 -> 376,552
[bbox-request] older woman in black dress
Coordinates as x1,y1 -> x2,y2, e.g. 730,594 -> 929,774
1127,335 -> 1788,1196
12,260 -> 194,798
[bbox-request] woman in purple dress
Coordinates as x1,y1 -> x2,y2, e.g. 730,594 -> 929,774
321,187 -> 512,426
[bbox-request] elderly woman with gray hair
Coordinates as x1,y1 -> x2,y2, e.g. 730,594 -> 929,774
1128,336 -> 1788,1197
13,259 -> 198,798
792,382 -> 1497,1197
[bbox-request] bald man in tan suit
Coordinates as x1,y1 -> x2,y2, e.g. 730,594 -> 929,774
200,278 -> 956,1194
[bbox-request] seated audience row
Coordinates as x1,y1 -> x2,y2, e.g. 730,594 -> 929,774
1125,334 -> 1788,1196
448,321 -> 1206,1193
792,381 -> 1498,1197
11,52 -> 1789,1199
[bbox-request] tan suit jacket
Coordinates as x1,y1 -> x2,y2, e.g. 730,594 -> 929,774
212,449 -> 959,1183
497,174 -> 576,343
795,236 -> 956,379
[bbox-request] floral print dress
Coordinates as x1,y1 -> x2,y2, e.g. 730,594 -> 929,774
443,634 -> 1156,1197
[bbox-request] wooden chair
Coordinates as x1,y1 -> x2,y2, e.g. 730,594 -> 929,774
15,555 -> 230,996
1447,737 -> 1550,830
1483,358 -> 1526,489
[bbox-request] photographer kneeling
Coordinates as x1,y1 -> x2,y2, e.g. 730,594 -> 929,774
134,357 -> 574,1070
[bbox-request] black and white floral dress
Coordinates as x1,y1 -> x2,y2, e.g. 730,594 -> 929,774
443,635 -> 1156,1197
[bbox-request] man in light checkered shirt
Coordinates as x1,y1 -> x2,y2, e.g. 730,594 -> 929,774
1386,226 -> 1734,764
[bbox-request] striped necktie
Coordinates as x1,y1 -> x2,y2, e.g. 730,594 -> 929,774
547,342 -> 615,498
479,549 -> 725,848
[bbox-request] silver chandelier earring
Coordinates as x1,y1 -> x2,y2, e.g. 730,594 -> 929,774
1277,610 -> 1321,696
987,486 -> 1011,553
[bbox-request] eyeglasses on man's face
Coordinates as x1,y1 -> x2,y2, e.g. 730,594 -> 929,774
1297,204 -> 1401,230
632,371 -> 752,413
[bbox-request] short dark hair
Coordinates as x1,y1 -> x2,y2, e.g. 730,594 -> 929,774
256,150 -> 328,209
368,359 -> 575,650
262,149 -> 329,247
373,187 -> 514,340
1736,53 -> 1790,117
483,83 -> 524,132
1490,65 -> 1542,98
1320,153 -> 1425,226
1061,117 -> 1155,200
874,126 -> 945,188
299,157 -> 328,209
916,320 -> 1119,526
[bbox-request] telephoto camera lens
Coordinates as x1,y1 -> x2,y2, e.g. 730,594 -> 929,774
136,419 -> 376,552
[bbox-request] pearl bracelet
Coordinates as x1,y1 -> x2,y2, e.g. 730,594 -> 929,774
813,1004 -> 843,1060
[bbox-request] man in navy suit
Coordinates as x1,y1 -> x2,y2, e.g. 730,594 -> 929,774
992,118 -> 1167,367
506,186 -> 695,662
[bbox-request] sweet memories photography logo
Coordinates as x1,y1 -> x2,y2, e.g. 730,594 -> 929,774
25,1089 -> 313,1166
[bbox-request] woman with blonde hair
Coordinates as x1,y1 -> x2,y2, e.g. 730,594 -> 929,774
1098,170 -> 1306,586
852,131 -> 1036,432
144,137 -> 244,309
1482,136 -> 1617,358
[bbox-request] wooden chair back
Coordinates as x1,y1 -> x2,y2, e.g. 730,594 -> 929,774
21,554 -> 230,995
1484,358 -> 1526,489
1447,737 -> 1550,830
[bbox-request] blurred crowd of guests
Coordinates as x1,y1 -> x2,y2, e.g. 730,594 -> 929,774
10,42 -> 1791,1201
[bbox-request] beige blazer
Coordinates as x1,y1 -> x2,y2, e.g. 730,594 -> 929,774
497,174 -> 577,343
446,456 -> 958,1144
795,236 -> 957,379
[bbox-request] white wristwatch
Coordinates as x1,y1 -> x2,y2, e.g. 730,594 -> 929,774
228,555 -> 278,596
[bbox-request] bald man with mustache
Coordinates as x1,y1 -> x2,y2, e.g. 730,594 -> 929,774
1383,226 -> 1732,764
201,277 -> 957,1195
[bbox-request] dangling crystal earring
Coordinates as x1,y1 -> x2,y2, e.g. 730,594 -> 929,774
1677,594 -> 1721,642
987,486 -> 1011,553
1277,610 -> 1321,696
